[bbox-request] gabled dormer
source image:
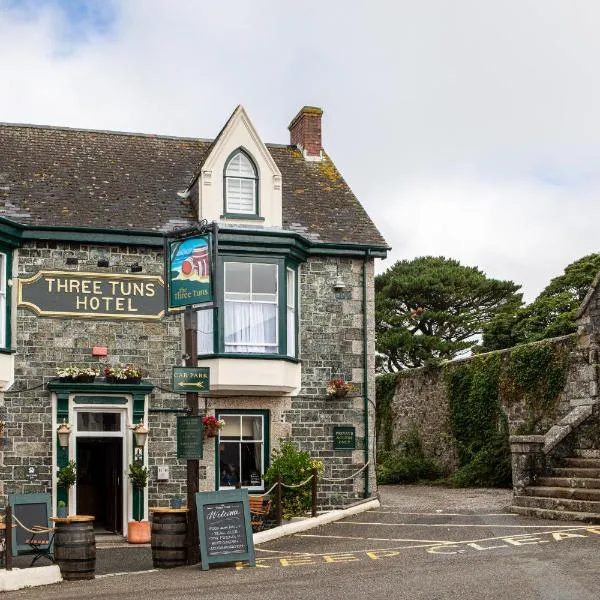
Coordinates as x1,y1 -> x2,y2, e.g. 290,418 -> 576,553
198,105 -> 282,227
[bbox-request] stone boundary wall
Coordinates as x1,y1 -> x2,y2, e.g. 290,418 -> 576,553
384,335 -> 579,476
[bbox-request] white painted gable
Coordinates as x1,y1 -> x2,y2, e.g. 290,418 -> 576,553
197,105 -> 282,227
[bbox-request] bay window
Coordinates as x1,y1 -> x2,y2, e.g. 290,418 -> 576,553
196,257 -> 298,358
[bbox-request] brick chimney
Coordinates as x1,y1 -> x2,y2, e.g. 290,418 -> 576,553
288,106 -> 323,161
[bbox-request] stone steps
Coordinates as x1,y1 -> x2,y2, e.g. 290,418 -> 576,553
512,450 -> 600,522
511,505 -> 600,524
524,486 -> 600,502
537,477 -> 600,489
513,494 -> 600,514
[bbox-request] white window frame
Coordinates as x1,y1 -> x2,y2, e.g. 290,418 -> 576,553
224,262 -> 278,353
286,267 -> 296,357
217,413 -> 265,492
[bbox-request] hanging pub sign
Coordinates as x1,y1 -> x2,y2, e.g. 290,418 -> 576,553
173,367 -> 210,393
167,234 -> 213,309
18,271 -> 165,320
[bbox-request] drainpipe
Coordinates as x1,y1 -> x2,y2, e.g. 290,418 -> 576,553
362,249 -> 371,498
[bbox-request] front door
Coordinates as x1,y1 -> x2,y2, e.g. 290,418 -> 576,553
75,410 -> 125,534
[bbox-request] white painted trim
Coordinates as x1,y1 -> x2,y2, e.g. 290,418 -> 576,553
0,565 -> 62,591
204,106 -> 281,178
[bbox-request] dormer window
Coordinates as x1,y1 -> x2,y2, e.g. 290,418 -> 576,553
224,149 -> 258,216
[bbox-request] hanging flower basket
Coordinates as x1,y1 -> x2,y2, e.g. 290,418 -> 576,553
326,378 -> 355,399
104,365 -> 142,384
202,416 -> 225,439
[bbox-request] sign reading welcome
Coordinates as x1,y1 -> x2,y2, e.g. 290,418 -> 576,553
18,271 -> 165,320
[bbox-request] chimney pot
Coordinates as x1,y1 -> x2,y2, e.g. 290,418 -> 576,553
288,106 -> 323,161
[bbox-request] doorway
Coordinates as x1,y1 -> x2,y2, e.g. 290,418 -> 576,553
76,437 -> 123,533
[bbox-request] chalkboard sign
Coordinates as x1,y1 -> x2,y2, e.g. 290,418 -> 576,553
195,489 -> 255,570
8,492 -> 51,556
177,415 -> 204,459
333,426 -> 356,450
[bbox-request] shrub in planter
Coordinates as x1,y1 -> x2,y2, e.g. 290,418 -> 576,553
263,440 -> 323,520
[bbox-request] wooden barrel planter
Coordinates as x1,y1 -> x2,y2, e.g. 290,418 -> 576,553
51,515 -> 96,580
150,508 -> 188,568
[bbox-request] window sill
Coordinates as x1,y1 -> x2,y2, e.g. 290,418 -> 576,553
220,214 -> 265,221
196,356 -> 301,396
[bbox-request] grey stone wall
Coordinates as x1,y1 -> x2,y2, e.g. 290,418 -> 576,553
286,256 -> 376,507
0,240 -> 189,507
385,336 -> 580,476
0,243 -> 378,511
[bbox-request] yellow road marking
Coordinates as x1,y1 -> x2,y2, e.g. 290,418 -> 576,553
295,533 -> 451,544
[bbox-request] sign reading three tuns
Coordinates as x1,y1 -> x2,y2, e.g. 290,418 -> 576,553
17,271 -> 166,320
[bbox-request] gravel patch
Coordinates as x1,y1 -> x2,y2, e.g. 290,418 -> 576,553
378,484 -> 514,513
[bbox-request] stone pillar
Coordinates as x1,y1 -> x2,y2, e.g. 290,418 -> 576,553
509,435 -> 545,494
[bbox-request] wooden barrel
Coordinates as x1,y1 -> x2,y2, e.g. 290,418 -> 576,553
151,509 -> 188,568
52,517 -> 96,580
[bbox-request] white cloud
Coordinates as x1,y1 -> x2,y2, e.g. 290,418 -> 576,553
1,0 -> 600,301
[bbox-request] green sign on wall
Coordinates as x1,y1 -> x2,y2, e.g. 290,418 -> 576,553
168,234 -> 213,308
333,426 -> 356,450
173,367 -> 210,393
176,416 -> 204,460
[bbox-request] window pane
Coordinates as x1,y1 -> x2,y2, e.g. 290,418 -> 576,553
219,442 -> 240,487
253,264 -> 277,295
241,416 -> 262,440
226,176 -> 255,214
220,415 -> 241,440
287,306 -> 295,356
286,269 -> 295,308
77,412 -> 121,432
226,152 -> 256,178
197,308 -> 214,354
240,443 -> 262,487
224,301 -> 277,353
225,262 -> 250,294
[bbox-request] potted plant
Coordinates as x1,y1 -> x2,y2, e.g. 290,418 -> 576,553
170,494 -> 184,509
128,460 -> 150,543
57,460 -> 77,516
326,378 -> 355,399
56,366 -> 98,383
202,415 -> 225,439
104,365 -> 142,384
57,500 -> 68,519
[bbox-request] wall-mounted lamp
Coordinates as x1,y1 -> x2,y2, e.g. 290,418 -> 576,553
333,278 -> 347,292
97,257 -> 110,268
130,262 -> 143,273
132,419 -> 149,448
57,420 -> 72,448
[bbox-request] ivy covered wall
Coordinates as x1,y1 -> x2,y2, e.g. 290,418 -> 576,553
376,335 -> 577,484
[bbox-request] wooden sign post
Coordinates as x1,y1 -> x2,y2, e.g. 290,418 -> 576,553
195,489 -> 255,571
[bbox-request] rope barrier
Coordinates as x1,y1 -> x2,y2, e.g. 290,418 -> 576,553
11,514 -> 53,534
320,461 -> 372,483
254,482 -> 279,497
280,474 -> 314,489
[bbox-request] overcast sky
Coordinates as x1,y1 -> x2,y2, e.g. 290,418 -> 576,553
2,0 -> 600,302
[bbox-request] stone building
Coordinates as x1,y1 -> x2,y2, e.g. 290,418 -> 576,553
0,105 -> 388,537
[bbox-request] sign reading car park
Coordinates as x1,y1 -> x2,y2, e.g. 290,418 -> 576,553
173,367 -> 210,393
18,271 -> 165,320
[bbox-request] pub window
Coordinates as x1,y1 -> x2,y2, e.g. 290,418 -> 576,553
0,251 -> 9,350
217,412 -> 266,491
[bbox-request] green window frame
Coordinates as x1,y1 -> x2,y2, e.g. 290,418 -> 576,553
214,409 -> 270,492
197,255 -> 299,360
0,248 -> 12,352
223,148 -> 260,218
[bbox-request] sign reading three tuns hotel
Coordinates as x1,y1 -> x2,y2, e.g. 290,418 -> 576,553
18,271 -> 165,320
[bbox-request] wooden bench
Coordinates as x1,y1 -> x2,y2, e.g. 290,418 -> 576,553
249,495 -> 272,532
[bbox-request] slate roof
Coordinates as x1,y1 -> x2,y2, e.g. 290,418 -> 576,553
0,123 -> 387,248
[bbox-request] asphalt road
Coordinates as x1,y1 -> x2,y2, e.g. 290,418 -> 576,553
4,486 -> 600,600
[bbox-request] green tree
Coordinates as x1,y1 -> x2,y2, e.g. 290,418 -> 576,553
481,253 -> 600,351
375,256 -> 522,371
